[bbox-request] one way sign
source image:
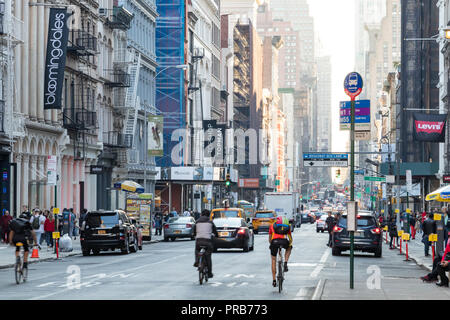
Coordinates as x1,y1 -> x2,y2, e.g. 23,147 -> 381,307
303,153 -> 348,167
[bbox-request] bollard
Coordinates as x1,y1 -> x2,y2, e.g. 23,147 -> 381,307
432,242 -> 435,261
403,233 -> 410,261
399,237 -> 402,255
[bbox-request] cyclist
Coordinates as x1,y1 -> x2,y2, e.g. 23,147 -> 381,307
192,209 -> 218,278
8,213 -> 37,271
269,216 -> 293,287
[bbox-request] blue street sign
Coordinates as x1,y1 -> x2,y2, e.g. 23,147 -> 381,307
354,169 -> 365,175
344,72 -> 363,99
340,115 -> 371,124
303,153 -> 348,167
340,100 -> 370,109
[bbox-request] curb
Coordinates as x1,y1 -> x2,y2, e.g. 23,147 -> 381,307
312,278 -> 326,300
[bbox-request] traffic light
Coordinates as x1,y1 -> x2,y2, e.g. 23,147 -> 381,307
336,169 -> 341,178
225,173 -> 231,188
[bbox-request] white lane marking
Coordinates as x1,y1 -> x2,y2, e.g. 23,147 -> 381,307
29,254 -> 187,300
227,282 -> 237,287
310,249 -> 330,278
289,263 -> 317,267
37,282 -> 56,287
234,274 -> 255,278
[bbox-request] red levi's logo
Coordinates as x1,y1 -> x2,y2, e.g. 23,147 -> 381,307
415,121 -> 445,134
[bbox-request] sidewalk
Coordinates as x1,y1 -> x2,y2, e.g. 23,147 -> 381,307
318,230 -> 450,300
0,228 -> 165,269
0,239 -> 82,269
382,230 -> 433,271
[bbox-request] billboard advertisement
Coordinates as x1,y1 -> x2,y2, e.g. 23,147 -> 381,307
148,115 -> 164,156
413,113 -> 446,142
44,8 -> 69,110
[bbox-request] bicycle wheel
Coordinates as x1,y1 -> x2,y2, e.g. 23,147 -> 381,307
15,259 -> 22,285
22,264 -> 28,282
198,256 -> 204,285
277,260 -> 283,293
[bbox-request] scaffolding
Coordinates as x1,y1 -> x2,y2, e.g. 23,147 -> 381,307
156,0 -> 185,167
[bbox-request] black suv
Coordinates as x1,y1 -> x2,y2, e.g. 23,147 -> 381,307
80,210 -> 139,256
331,211 -> 382,257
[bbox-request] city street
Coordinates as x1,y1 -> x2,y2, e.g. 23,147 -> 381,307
0,223 -> 448,300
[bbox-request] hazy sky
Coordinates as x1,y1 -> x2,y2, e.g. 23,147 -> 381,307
308,0 -> 355,154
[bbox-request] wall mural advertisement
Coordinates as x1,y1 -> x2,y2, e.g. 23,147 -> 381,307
148,115 -> 164,156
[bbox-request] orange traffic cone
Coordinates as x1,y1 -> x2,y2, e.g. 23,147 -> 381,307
31,247 -> 39,258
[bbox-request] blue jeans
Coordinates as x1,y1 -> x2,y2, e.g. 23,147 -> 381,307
45,231 -> 53,247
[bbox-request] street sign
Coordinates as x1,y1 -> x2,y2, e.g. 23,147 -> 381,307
434,213 -> 442,221
354,169 -> 364,175
53,208 -> 60,214
347,201 -> 357,232
364,176 -> 386,182
406,170 -> 412,192
344,72 -> 363,99
52,232 -> 60,239
303,153 -> 348,167
340,100 -> 371,132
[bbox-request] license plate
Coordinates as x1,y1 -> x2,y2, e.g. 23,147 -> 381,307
219,231 -> 229,237
174,230 -> 181,234
354,232 -> 363,237
98,230 -> 106,235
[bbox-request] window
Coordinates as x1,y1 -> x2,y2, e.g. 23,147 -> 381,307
212,55 -> 220,79
212,23 -> 220,48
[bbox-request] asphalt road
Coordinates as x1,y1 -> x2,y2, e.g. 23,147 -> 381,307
0,222 -> 437,300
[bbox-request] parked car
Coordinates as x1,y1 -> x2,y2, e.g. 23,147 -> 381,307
316,215 -> 327,233
332,211 -> 382,257
213,217 -> 254,252
252,210 -> 277,234
163,216 -> 196,241
80,210 -> 140,256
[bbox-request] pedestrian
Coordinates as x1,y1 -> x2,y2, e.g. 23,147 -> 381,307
409,213 -> 417,240
415,212 -> 421,236
80,209 -> 88,228
194,211 -> 200,221
443,208 -> 450,247
30,209 -> 45,248
21,205 -> 31,220
154,211 -> 162,236
388,216 -> 398,249
44,212 -> 55,248
0,210 -> 12,243
183,209 -> 190,217
422,213 -> 437,257
421,232 -> 450,287
325,212 -> 336,247
68,208 -> 76,238
163,210 -> 169,223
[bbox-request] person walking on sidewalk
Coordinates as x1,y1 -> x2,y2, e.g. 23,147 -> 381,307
409,213 -> 417,240
325,212 -> 336,247
422,213 -> 437,257
154,211 -> 162,236
44,213 -> 55,248
388,216 -> 398,249
0,210 -> 12,243
30,209 -> 46,249
415,212 -> 421,237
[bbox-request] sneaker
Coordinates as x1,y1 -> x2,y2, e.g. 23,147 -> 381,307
193,262 -> 199,268
207,273 -> 213,278
23,262 -> 28,269
272,280 -> 277,287
284,262 -> 288,272
436,282 -> 449,287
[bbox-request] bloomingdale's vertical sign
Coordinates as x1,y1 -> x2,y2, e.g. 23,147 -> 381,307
44,8 -> 69,110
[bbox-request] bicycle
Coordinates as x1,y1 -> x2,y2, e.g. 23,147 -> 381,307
15,242 -> 28,284
197,246 -> 209,285
276,244 -> 285,293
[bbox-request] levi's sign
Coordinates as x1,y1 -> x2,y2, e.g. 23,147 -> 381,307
44,8 -> 69,110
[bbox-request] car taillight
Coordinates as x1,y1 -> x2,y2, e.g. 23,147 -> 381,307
370,227 -> 381,235
333,226 -> 343,232
237,228 -> 246,235
164,224 -> 169,229
186,224 -> 192,228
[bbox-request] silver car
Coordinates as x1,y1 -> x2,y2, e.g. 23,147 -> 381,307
163,217 -> 196,241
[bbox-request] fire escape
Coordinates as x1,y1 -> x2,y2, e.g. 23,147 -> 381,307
63,27 -> 98,160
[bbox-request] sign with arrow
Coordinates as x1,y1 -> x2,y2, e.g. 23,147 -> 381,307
303,153 -> 348,167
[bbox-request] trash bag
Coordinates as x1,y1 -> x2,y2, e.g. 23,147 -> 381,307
59,234 -> 73,252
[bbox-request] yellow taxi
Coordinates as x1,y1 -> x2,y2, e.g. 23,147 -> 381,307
210,208 -> 247,221
251,210 -> 277,234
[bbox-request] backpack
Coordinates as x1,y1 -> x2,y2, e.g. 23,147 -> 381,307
9,218 -> 28,234
273,221 -> 290,235
32,216 -> 40,230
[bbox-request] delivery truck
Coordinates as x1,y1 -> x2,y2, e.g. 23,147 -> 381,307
263,192 -> 299,230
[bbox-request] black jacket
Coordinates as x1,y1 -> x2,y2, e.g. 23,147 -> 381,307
388,221 -> 398,237
325,216 -> 336,231
422,218 -> 437,235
